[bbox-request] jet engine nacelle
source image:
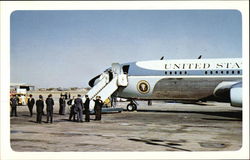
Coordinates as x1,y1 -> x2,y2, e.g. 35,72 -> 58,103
213,81 -> 242,107
230,82 -> 242,107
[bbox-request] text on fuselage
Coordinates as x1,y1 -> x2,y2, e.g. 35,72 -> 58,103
165,62 -> 242,70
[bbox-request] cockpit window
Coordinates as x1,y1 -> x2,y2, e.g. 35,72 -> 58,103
122,65 -> 130,74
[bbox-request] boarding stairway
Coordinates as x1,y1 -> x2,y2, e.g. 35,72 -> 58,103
84,63 -> 128,111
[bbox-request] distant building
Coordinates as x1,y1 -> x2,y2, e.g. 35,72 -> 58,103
10,83 -> 35,93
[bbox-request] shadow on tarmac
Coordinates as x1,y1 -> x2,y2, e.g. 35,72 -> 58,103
128,138 -> 191,151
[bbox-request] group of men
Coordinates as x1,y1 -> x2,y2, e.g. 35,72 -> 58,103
60,92 -> 71,100
68,95 -> 104,122
10,93 -> 104,124
31,94 -> 54,124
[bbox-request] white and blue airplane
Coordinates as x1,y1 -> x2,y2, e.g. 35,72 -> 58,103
86,57 -> 242,111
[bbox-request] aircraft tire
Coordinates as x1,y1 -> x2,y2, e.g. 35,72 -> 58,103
127,103 -> 136,111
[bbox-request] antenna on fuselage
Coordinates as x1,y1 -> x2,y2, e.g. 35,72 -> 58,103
160,56 -> 164,60
198,55 -> 202,59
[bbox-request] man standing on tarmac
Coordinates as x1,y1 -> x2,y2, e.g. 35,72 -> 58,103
27,94 -> 35,117
46,94 -> 54,123
10,95 -> 18,117
36,95 -> 44,124
94,96 -> 104,121
74,94 -> 83,122
59,95 -> 66,115
84,95 -> 90,122
68,96 -> 76,121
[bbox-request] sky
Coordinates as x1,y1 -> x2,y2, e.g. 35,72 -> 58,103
10,10 -> 242,88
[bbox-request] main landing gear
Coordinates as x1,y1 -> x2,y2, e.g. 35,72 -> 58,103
127,100 -> 137,111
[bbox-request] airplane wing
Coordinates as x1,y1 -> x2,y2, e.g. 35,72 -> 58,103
213,81 -> 242,107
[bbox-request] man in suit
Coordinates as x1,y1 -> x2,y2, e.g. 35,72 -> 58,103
27,94 -> 35,117
68,97 -> 76,121
36,95 -> 44,124
65,92 -> 68,100
10,95 -> 18,117
59,95 -> 66,115
74,94 -> 83,122
46,94 -> 54,123
84,95 -> 90,122
94,96 -> 103,121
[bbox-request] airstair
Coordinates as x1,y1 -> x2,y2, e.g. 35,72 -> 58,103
84,63 -> 128,111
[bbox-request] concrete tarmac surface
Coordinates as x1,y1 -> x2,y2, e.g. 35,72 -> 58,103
10,97 -> 242,152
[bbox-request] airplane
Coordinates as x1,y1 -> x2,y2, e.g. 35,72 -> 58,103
86,57 -> 242,111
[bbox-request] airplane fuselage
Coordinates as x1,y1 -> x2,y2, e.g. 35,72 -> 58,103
114,58 -> 242,101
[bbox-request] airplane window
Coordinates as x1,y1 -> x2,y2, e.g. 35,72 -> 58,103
232,71 -> 234,74
210,71 -> 213,74
165,71 -> 167,75
237,71 -> 240,74
185,71 -> 187,74
215,71 -> 218,74
170,71 -> 172,75
205,71 -> 207,74
226,71 -> 229,74
180,71 -> 182,75
174,71 -> 177,75
221,71 -> 224,74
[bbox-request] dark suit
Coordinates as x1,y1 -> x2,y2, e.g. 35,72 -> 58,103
36,99 -> 44,123
94,99 -> 103,120
10,97 -> 18,117
74,98 -> 83,122
46,97 -> 54,123
84,98 -> 90,122
59,97 -> 66,115
68,99 -> 76,121
27,98 -> 35,117
69,104 -> 76,121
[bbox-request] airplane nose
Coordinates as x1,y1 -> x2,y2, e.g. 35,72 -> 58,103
88,74 -> 101,87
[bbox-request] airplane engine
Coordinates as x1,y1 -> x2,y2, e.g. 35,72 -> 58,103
230,82 -> 242,107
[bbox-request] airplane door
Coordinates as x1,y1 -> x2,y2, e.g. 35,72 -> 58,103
112,63 -> 128,87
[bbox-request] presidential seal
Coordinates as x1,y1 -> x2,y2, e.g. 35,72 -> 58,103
137,80 -> 150,94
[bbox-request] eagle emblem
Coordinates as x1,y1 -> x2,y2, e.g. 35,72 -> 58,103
137,80 -> 150,94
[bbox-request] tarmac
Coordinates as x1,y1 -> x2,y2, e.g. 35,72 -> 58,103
10,93 -> 242,152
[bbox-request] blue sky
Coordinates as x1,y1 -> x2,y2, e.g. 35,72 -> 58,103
10,10 -> 242,88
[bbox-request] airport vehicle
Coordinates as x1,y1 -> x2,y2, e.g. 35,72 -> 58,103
10,88 -> 28,105
10,93 -> 28,105
86,58 -> 242,111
